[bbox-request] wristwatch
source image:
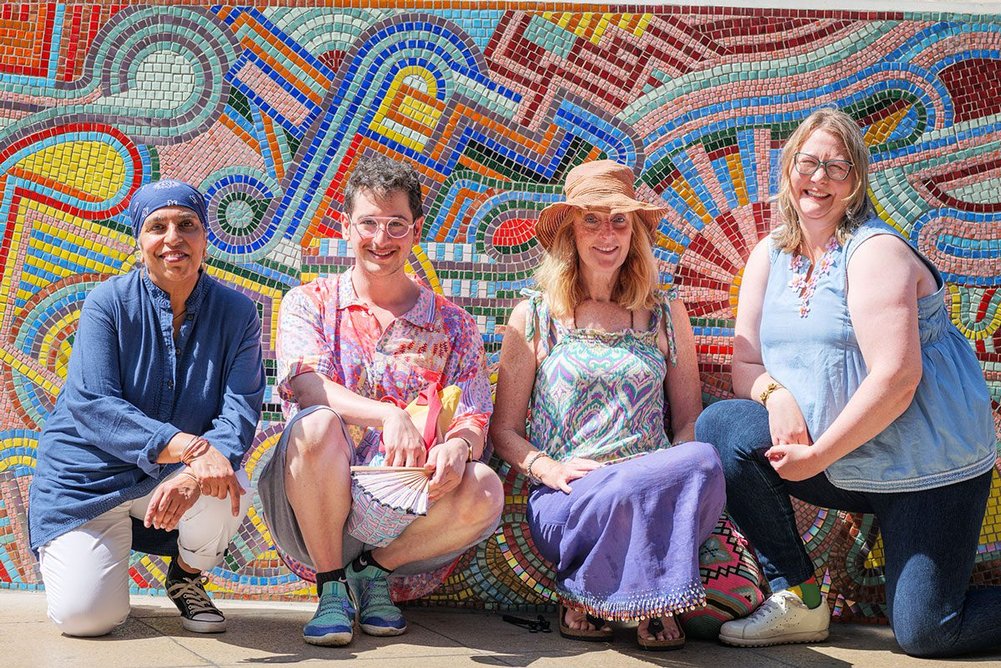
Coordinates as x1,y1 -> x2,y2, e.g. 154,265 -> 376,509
759,381 -> 783,406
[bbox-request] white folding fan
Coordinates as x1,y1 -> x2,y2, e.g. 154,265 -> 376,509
349,466 -> 432,516
346,384 -> 462,545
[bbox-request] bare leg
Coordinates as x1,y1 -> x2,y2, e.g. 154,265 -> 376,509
372,462 -> 503,570
284,409 -> 353,572
175,556 -> 198,574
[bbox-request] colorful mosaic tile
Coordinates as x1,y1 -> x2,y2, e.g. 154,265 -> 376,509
0,2 -> 999,625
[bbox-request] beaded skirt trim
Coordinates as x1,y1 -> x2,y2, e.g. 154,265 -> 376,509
556,578 -> 706,621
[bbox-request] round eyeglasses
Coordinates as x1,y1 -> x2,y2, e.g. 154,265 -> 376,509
793,152 -> 854,182
580,212 -> 631,232
351,216 -> 415,239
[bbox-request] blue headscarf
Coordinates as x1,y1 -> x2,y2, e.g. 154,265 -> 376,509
128,180 -> 208,239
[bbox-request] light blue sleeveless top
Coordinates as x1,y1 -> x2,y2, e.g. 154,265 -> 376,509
760,217 -> 996,492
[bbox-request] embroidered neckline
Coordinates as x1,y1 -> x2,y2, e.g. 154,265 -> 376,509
788,237 -> 839,317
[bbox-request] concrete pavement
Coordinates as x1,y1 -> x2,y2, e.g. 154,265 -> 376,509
2,589 -> 1000,667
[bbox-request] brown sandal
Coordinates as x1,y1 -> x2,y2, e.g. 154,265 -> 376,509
637,616 -> 685,650
558,604 -> 613,642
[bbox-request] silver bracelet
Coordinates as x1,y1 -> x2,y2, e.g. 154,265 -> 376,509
525,450 -> 551,485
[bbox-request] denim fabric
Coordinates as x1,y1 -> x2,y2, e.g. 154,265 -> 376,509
697,399 -> 1001,657
30,269 -> 265,554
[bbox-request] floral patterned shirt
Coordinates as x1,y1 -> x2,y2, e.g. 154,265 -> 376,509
276,271 -> 492,464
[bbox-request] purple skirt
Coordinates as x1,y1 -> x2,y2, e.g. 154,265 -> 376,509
527,442 -> 725,620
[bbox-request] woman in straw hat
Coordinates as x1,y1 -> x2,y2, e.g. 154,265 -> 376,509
490,160 -> 725,650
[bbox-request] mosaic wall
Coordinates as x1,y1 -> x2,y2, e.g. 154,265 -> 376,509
0,1 -> 999,625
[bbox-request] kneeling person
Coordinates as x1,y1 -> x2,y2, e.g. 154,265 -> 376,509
29,180 -> 266,636
260,155 -> 504,646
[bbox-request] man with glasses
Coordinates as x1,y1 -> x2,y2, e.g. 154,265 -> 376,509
259,154 -> 503,647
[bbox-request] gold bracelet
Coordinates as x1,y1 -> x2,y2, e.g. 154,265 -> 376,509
759,381 -> 784,407
180,436 -> 210,466
456,436 -> 475,462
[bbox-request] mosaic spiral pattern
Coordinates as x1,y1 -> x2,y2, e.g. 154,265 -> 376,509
0,3 -> 999,624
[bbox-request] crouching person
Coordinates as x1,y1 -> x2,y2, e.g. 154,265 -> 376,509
29,180 -> 266,636
259,155 -> 503,647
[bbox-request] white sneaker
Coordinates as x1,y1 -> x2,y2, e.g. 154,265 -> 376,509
719,590 -> 829,647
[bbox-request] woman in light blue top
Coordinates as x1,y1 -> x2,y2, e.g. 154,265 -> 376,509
695,108 -> 999,657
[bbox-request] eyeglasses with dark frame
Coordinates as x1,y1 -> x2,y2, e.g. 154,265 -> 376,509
351,215 -> 416,239
793,152 -> 854,182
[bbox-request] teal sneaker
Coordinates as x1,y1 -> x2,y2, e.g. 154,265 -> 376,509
347,562 -> 407,636
303,580 -> 357,646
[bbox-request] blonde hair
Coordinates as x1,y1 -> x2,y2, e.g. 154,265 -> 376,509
773,108 -> 873,253
535,211 -> 659,320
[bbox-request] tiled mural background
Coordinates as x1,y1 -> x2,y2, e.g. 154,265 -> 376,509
0,1 -> 999,625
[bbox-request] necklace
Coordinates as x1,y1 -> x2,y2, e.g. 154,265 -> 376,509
788,237 -> 839,318
172,309 -> 187,322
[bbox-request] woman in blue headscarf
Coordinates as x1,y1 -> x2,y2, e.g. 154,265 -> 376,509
29,180 -> 265,637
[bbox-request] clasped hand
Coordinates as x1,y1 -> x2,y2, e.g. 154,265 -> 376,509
187,444 -> 244,516
764,390 -> 825,481
144,471 -> 200,531
764,443 -> 828,481
426,439 -> 468,502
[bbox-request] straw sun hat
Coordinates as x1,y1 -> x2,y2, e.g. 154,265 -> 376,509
534,160 -> 668,250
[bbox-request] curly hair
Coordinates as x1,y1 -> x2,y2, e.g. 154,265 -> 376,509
344,153 -> 424,221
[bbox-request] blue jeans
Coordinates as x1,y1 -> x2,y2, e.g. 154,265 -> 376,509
696,399 -> 1001,658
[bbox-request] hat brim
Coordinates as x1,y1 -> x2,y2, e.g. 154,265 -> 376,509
535,195 -> 668,251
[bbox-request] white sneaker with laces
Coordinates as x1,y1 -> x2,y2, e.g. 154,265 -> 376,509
719,589 -> 829,647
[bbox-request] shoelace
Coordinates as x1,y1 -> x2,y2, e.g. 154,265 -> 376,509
167,576 -> 219,618
747,596 -> 788,622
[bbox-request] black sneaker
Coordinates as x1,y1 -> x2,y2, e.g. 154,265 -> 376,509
166,573 -> 227,633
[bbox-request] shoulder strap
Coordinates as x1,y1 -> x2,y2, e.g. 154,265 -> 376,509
653,289 -> 678,367
520,289 -> 557,357
844,217 -> 944,290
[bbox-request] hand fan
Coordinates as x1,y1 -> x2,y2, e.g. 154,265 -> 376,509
346,383 -> 463,546
349,466 -> 431,516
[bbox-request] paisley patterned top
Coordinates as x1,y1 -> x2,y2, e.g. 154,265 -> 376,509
524,289 -> 677,462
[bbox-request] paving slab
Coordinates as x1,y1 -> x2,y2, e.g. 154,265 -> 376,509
3,589 -> 1001,667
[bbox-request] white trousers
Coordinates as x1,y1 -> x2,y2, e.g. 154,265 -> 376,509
39,469 -> 252,637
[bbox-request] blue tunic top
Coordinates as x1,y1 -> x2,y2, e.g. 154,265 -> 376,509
760,218 -> 995,492
29,269 -> 266,553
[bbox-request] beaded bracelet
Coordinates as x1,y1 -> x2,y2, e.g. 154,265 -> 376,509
525,450 -> 551,485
